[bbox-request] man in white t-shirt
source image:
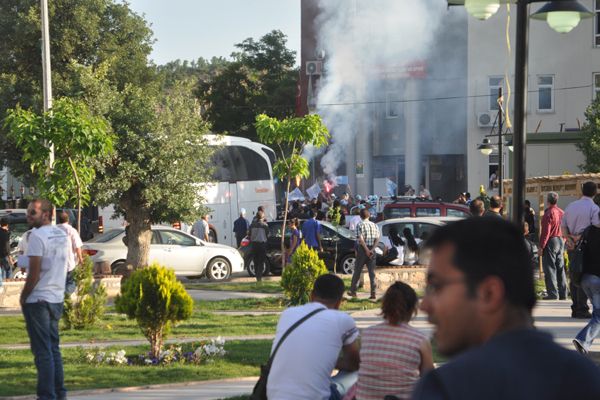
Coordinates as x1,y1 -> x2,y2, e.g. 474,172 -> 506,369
267,274 -> 360,400
20,199 -> 70,400
57,211 -> 83,295
192,215 -> 209,241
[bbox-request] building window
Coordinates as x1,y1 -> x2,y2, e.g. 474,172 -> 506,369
595,0 -> 600,46
385,92 -> 400,119
594,73 -> 600,100
488,77 -> 504,111
537,75 -> 554,112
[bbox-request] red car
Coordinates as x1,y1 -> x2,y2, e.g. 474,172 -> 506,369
381,199 -> 470,220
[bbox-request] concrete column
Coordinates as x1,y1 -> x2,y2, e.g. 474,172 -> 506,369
405,80 -> 421,190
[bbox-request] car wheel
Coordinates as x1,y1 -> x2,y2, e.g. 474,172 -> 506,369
340,254 -> 356,275
247,258 -> 270,277
207,257 -> 232,281
111,260 -> 128,276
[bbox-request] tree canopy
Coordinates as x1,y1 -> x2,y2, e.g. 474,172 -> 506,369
578,98 -> 600,173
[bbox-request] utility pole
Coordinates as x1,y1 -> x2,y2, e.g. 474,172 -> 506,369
497,87 -> 503,198
41,0 -> 55,223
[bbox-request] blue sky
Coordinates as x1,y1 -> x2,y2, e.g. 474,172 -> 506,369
125,0 -> 301,65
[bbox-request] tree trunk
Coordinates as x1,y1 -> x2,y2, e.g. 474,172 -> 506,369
281,179 -> 291,269
67,157 -> 82,233
149,327 -> 164,359
121,190 -> 152,271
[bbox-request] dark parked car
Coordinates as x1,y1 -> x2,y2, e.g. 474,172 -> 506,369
239,220 -> 358,276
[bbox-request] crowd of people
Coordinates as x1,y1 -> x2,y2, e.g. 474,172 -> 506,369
264,216 -> 600,400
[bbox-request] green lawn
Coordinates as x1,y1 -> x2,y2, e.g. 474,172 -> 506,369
185,276 -> 359,294
197,297 -> 380,312
0,340 -> 269,397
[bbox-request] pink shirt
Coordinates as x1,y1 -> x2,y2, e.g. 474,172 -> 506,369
356,322 -> 426,400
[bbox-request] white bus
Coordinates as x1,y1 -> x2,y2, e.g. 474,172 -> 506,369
199,135 -> 276,247
96,135 -> 276,248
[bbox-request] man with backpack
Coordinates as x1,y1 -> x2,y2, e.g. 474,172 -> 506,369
562,182 -> 600,319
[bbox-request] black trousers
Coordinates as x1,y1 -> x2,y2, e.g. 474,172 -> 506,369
251,242 -> 267,282
351,246 -> 376,294
568,250 -> 590,314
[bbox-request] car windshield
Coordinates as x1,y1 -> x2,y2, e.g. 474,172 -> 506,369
86,229 -> 124,243
320,221 -> 355,239
9,222 -> 29,236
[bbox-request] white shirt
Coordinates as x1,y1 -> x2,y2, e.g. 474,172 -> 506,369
346,215 -> 362,232
192,219 -> 208,240
57,222 -> 83,272
25,225 -> 70,303
267,302 -> 359,400
17,229 -> 34,269
562,196 -> 600,235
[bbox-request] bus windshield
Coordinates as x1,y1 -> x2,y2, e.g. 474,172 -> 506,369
211,145 -> 271,182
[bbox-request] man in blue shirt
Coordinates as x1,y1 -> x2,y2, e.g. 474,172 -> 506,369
233,208 -> 249,248
413,217 -> 600,400
301,210 -> 322,252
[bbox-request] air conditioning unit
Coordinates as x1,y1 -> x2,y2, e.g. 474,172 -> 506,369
477,112 -> 495,128
306,61 -> 323,76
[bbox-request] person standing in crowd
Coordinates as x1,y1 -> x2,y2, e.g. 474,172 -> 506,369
286,218 -> 301,265
351,282 -> 433,400
57,211 -> 83,296
267,274 -> 359,399
380,227 -> 405,266
21,199 -> 71,400
453,193 -> 467,205
413,217 -> 600,399
233,208 -> 249,248
192,214 -> 209,242
302,210 -> 322,252
348,209 -> 380,299
573,195 -> 600,355
538,192 -> 566,300
523,222 -> 539,279
0,218 -> 13,281
484,195 -> 503,217
402,228 -> 421,266
524,200 -> 536,239
419,184 -> 432,200
469,199 -> 485,217
563,182 -> 600,319
249,210 -> 269,282
464,192 -> 472,206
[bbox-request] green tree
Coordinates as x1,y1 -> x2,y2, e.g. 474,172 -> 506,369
578,98 -> 600,172
115,264 -> 193,358
4,97 -> 113,230
281,243 -> 328,305
94,80 -> 213,269
255,113 -> 329,264
0,0 -> 153,180
197,30 -> 298,141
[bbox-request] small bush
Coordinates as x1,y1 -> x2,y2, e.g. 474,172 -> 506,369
115,263 -> 194,358
281,242 -> 328,305
63,256 -> 107,330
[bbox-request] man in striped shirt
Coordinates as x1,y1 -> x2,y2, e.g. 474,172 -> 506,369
348,208 -> 379,299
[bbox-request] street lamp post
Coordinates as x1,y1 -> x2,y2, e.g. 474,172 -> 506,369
449,0 -> 593,226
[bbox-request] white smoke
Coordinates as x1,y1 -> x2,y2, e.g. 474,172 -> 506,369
314,0 -> 448,180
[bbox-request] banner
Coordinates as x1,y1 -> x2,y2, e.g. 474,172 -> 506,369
306,183 -> 321,200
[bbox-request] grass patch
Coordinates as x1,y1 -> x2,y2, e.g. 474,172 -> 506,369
185,276 -> 360,294
0,340 -> 269,397
0,312 -> 278,346
197,297 -> 380,312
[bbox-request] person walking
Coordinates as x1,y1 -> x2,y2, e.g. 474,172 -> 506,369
249,210 -> 269,282
286,218 -> 301,265
233,208 -> 249,248
192,215 -> 209,242
20,199 -> 71,400
351,282 -> 433,400
562,181 -> 600,319
301,210 -> 322,252
348,209 -> 380,299
573,202 -> 600,355
56,211 -> 84,296
539,192 -> 566,300
0,217 -> 13,281
413,217 -> 600,399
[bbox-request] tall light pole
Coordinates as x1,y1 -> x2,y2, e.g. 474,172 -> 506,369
41,0 -> 54,168
449,0 -> 593,226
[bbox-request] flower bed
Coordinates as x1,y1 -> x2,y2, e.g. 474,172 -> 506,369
82,338 -> 227,367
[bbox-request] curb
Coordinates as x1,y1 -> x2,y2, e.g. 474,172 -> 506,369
1,376 -> 259,400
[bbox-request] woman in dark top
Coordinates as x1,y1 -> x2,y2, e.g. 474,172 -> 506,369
573,218 -> 600,354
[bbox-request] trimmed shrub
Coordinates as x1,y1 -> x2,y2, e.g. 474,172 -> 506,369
115,263 -> 193,358
63,256 -> 107,330
281,242 -> 328,305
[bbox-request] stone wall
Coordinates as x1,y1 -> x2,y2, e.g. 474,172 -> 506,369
0,276 -> 121,309
362,266 -> 428,294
